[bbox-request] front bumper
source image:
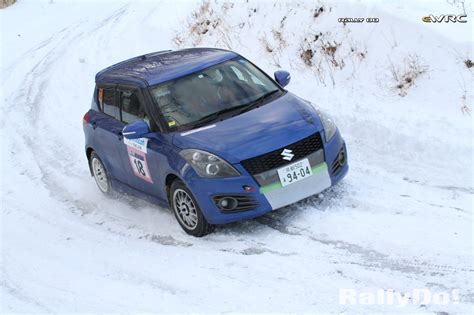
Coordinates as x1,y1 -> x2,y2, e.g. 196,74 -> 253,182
183,130 -> 348,224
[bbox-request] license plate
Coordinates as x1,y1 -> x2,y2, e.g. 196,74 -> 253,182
277,158 -> 313,187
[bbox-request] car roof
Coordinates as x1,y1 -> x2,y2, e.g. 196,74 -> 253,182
95,48 -> 239,88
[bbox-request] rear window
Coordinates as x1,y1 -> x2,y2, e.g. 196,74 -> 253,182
98,87 -> 120,120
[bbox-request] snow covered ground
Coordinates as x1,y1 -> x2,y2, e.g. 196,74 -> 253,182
0,0 -> 473,313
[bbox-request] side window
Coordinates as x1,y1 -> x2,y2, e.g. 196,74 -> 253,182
98,87 -> 120,120
120,90 -> 149,124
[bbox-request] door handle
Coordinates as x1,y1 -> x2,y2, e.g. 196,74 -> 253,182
114,131 -> 123,140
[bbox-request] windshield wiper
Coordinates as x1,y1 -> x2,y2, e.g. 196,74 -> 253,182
188,105 -> 244,129
234,89 -> 280,116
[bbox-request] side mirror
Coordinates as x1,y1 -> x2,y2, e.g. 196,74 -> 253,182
122,120 -> 150,139
274,70 -> 291,87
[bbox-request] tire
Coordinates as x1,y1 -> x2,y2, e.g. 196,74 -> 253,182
170,180 -> 214,237
90,151 -> 111,194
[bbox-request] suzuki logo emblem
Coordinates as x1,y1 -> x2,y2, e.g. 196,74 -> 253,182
281,149 -> 294,161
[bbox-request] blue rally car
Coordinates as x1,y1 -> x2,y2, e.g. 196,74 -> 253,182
83,48 -> 348,236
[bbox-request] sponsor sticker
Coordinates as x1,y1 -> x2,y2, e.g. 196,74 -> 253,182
123,137 -> 148,153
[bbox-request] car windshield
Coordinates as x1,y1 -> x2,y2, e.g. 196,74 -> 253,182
149,57 -> 282,131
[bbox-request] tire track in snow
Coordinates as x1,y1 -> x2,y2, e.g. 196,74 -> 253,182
0,279 -> 52,313
3,3 -> 207,253
250,187 -> 474,300
0,5 -> 171,307
261,208 -> 472,276
1,4 -> 130,85
4,5 -> 130,210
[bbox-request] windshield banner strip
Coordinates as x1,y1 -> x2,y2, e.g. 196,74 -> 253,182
181,124 -> 217,136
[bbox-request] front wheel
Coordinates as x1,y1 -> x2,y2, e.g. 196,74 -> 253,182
170,180 -> 214,237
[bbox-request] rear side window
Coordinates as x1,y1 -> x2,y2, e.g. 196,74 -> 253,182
98,87 -> 120,120
120,90 -> 149,124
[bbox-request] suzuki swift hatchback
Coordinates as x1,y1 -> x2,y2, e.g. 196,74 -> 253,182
83,48 -> 348,236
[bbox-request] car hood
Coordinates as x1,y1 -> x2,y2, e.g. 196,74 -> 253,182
172,92 -> 324,164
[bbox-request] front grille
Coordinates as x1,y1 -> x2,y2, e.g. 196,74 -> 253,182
241,132 -> 323,175
213,195 -> 258,212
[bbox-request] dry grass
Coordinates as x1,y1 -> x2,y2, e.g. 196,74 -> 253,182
299,32 -> 349,85
351,45 -> 367,61
259,36 -> 273,53
299,31 -> 345,69
0,0 -> 16,9
184,1 -> 223,46
190,2 -> 220,36
390,54 -> 428,96
460,93 -> 471,115
272,29 -> 286,48
300,48 -> 314,66
313,6 -> 324,18
464,59 -> 473,69
321,40 -> 343,69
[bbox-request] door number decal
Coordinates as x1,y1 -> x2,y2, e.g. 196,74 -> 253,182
125,139 -> 153,183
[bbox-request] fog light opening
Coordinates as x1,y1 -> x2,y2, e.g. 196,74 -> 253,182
337,150 -> 346,166
218,197 -> 238,211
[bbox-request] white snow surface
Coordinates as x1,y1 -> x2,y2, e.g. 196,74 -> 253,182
0,0 -> 473,313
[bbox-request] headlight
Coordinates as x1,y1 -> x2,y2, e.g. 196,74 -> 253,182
179,149 -> 240,178
315,108 -> 337,141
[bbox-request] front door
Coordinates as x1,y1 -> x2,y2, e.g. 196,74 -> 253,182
116,87 -> 162,197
